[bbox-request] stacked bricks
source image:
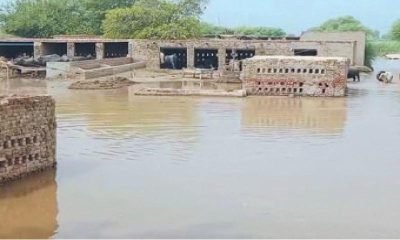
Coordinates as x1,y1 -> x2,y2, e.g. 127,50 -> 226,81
0,95 -> 56,184
241,56 -> 349,97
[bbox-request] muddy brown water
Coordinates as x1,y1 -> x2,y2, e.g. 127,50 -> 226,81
1,59 -> 400,238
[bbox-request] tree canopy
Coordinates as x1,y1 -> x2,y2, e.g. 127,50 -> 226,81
0,0 -> 97,37
0,0 -> 208,39
233,26 -> 286,37
0,0 -> 136,37
390,19 -> 400,41
103,0 -> 206,39
311,16 -> 379,39
200,23 -> 286,37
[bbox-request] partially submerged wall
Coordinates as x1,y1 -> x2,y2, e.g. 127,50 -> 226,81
132,39 -> 355,71
241,56 -> 349,97
0,96 -> 56,183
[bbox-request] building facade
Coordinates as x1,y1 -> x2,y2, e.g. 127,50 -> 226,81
132,38 -> 357,71
241,56 -> 349,97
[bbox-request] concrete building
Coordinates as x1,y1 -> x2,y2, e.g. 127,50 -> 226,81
0,38 -> 132,61
132,38 -> 358,71
0,33 -> 364,71
300,31 -> 366,67
241,56 -> 349,97
0,95 -> 56,183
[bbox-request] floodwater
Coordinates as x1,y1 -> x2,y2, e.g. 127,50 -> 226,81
1,59 -> 400,238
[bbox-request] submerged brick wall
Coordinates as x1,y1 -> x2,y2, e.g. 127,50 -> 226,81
0,96 -> 56,183
241,56 -> 349,97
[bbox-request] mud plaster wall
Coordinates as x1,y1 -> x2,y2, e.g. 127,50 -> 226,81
132,39 -> 355,71
0,96 -> 56,183
241,57 -> 349,97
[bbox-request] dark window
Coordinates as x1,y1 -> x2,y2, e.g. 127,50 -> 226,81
195,49 -> 219,70
294,49 -> 318,56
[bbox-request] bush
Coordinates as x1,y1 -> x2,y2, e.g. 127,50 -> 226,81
390,20 -> 400,41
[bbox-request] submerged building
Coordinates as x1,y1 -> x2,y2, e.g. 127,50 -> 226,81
241,56 -> 349,97
0,31 -> 365,72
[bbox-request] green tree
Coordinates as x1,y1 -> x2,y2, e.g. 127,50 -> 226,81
0,0 -> 138,37
233,26 -> 286,37
83,0 -> 137,35
178,0 -> 209,16
312,16 -> 380,67
103,0 -> 204,39
390,19 -> 400,41
200,22 -> 234,35
199,23 -> 286,37
312,15 -> 378,39
0,0 -> 96,37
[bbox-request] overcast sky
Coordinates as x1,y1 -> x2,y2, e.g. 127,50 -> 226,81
202,0 -> 399,35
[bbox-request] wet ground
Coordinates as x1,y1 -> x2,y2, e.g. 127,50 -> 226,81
0,59 -> 400,238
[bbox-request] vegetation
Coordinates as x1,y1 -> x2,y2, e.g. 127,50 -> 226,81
390,19 -> 400,41
83,0 -> 137,35
0,0 -> 137,37
1,1 -> 400,65
233,26 -> 286,37
0,0 -> 96,37
200,23 -> 286,37
311,16 -> 379,40
103,0 -> 206,39
200,22 -> 234,35
0,0 -> 206,38
369,40 -> 400,55
311,16 -> 381,67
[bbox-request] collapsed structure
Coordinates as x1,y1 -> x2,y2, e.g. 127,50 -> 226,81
0,96 -> 56,183
241,56 -> 349,97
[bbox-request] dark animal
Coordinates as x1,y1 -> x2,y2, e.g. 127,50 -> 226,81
347,69 -> 360,82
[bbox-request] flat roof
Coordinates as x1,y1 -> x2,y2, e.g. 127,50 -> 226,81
0,38 -> 130,43
0,37 -> 354,45
245,55 -> 349,62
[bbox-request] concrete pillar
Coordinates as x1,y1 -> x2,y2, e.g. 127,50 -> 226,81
67,42 -> 75,59
187,45 -> 195,68
96,43 -> 104,60
33,42 -> 42,60
128,41 -> 134,59
218,47 -> 226,71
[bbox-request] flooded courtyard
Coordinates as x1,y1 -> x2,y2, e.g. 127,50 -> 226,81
1,59 -> 400,238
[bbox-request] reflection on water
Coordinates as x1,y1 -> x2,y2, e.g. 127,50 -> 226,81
0,59 -> 400,238
0,170 -> 58,239
130,80 -> 242,92
242,97 -> 347,134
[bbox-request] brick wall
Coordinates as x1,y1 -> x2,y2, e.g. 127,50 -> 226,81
0,96 -> 56,183
241,56 -> 349,97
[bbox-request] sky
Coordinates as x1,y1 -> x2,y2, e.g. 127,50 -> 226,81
202,0 -> 400,35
